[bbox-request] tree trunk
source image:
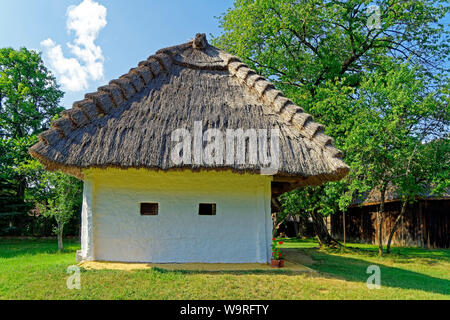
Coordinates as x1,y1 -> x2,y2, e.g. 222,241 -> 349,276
57,225 -> 63,252
293,217 -> 299,237
386,199 -> 408,253
376,210 -> 383,255
271,198 -> 286,236
272,213 -> 288,236
343,211 -> 346,245
377,185 -> 388,256
17,176 -> 26,199
310,210 -> 340,247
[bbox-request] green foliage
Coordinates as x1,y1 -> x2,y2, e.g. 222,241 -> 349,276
280,183 -> 345,221
0,47 -> 80,238
0,137 -> 36,218
425,139 -> 450,196
344,61 -> 449,200
214,0 -> 448,103
21,159 -> 82,236
0,47 -> 64,138
0,47 -> 64,172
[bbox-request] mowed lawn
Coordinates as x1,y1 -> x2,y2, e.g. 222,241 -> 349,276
0,238 -> 449,299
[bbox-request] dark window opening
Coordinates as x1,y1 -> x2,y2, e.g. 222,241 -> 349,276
199,203 -> 216,216
140,203 -> 158,216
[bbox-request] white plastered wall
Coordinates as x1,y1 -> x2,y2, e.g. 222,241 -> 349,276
80,169 -> 273,263
80,177 -> 94,260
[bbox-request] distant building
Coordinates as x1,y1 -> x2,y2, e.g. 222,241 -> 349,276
331,187 -> 449,248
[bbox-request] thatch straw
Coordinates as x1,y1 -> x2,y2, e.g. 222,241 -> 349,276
29,33 -> 349,188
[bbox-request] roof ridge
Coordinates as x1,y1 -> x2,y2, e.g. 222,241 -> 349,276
221,52 -> 345,162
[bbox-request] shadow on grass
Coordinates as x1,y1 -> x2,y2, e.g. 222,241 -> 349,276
280,237 -> 450,260
149,245 -> 450,296
149,267 -> 307,276
293,247 -> 450,296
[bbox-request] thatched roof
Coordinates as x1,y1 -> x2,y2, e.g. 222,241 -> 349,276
30,34 -> 349,187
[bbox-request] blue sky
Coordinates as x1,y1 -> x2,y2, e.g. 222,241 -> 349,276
0,0 -> 234,109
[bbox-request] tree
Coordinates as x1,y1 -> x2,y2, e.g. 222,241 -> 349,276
280,183 -> 345,246
214,0 -> 449,247
26,164 -> 82,251
386,138 -> 449,253
16,158 -> 82,249
344,62 -> 448,254
0,137 -> 35,217
0,48 -> 64,138
0,47 -> 64,229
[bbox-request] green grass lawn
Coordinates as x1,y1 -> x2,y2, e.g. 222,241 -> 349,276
0,237 -> 449,299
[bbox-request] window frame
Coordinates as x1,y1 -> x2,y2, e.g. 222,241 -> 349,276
198,203 -> 217,216
140,202 -> 159,216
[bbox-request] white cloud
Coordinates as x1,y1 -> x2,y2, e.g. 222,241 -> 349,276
41,0 -> 107,92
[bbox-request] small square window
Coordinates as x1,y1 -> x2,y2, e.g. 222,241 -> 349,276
140,203 -> 158,216
199,203 -> 216,216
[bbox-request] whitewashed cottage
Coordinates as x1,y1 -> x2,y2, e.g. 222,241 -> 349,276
30,34 -> 348,263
